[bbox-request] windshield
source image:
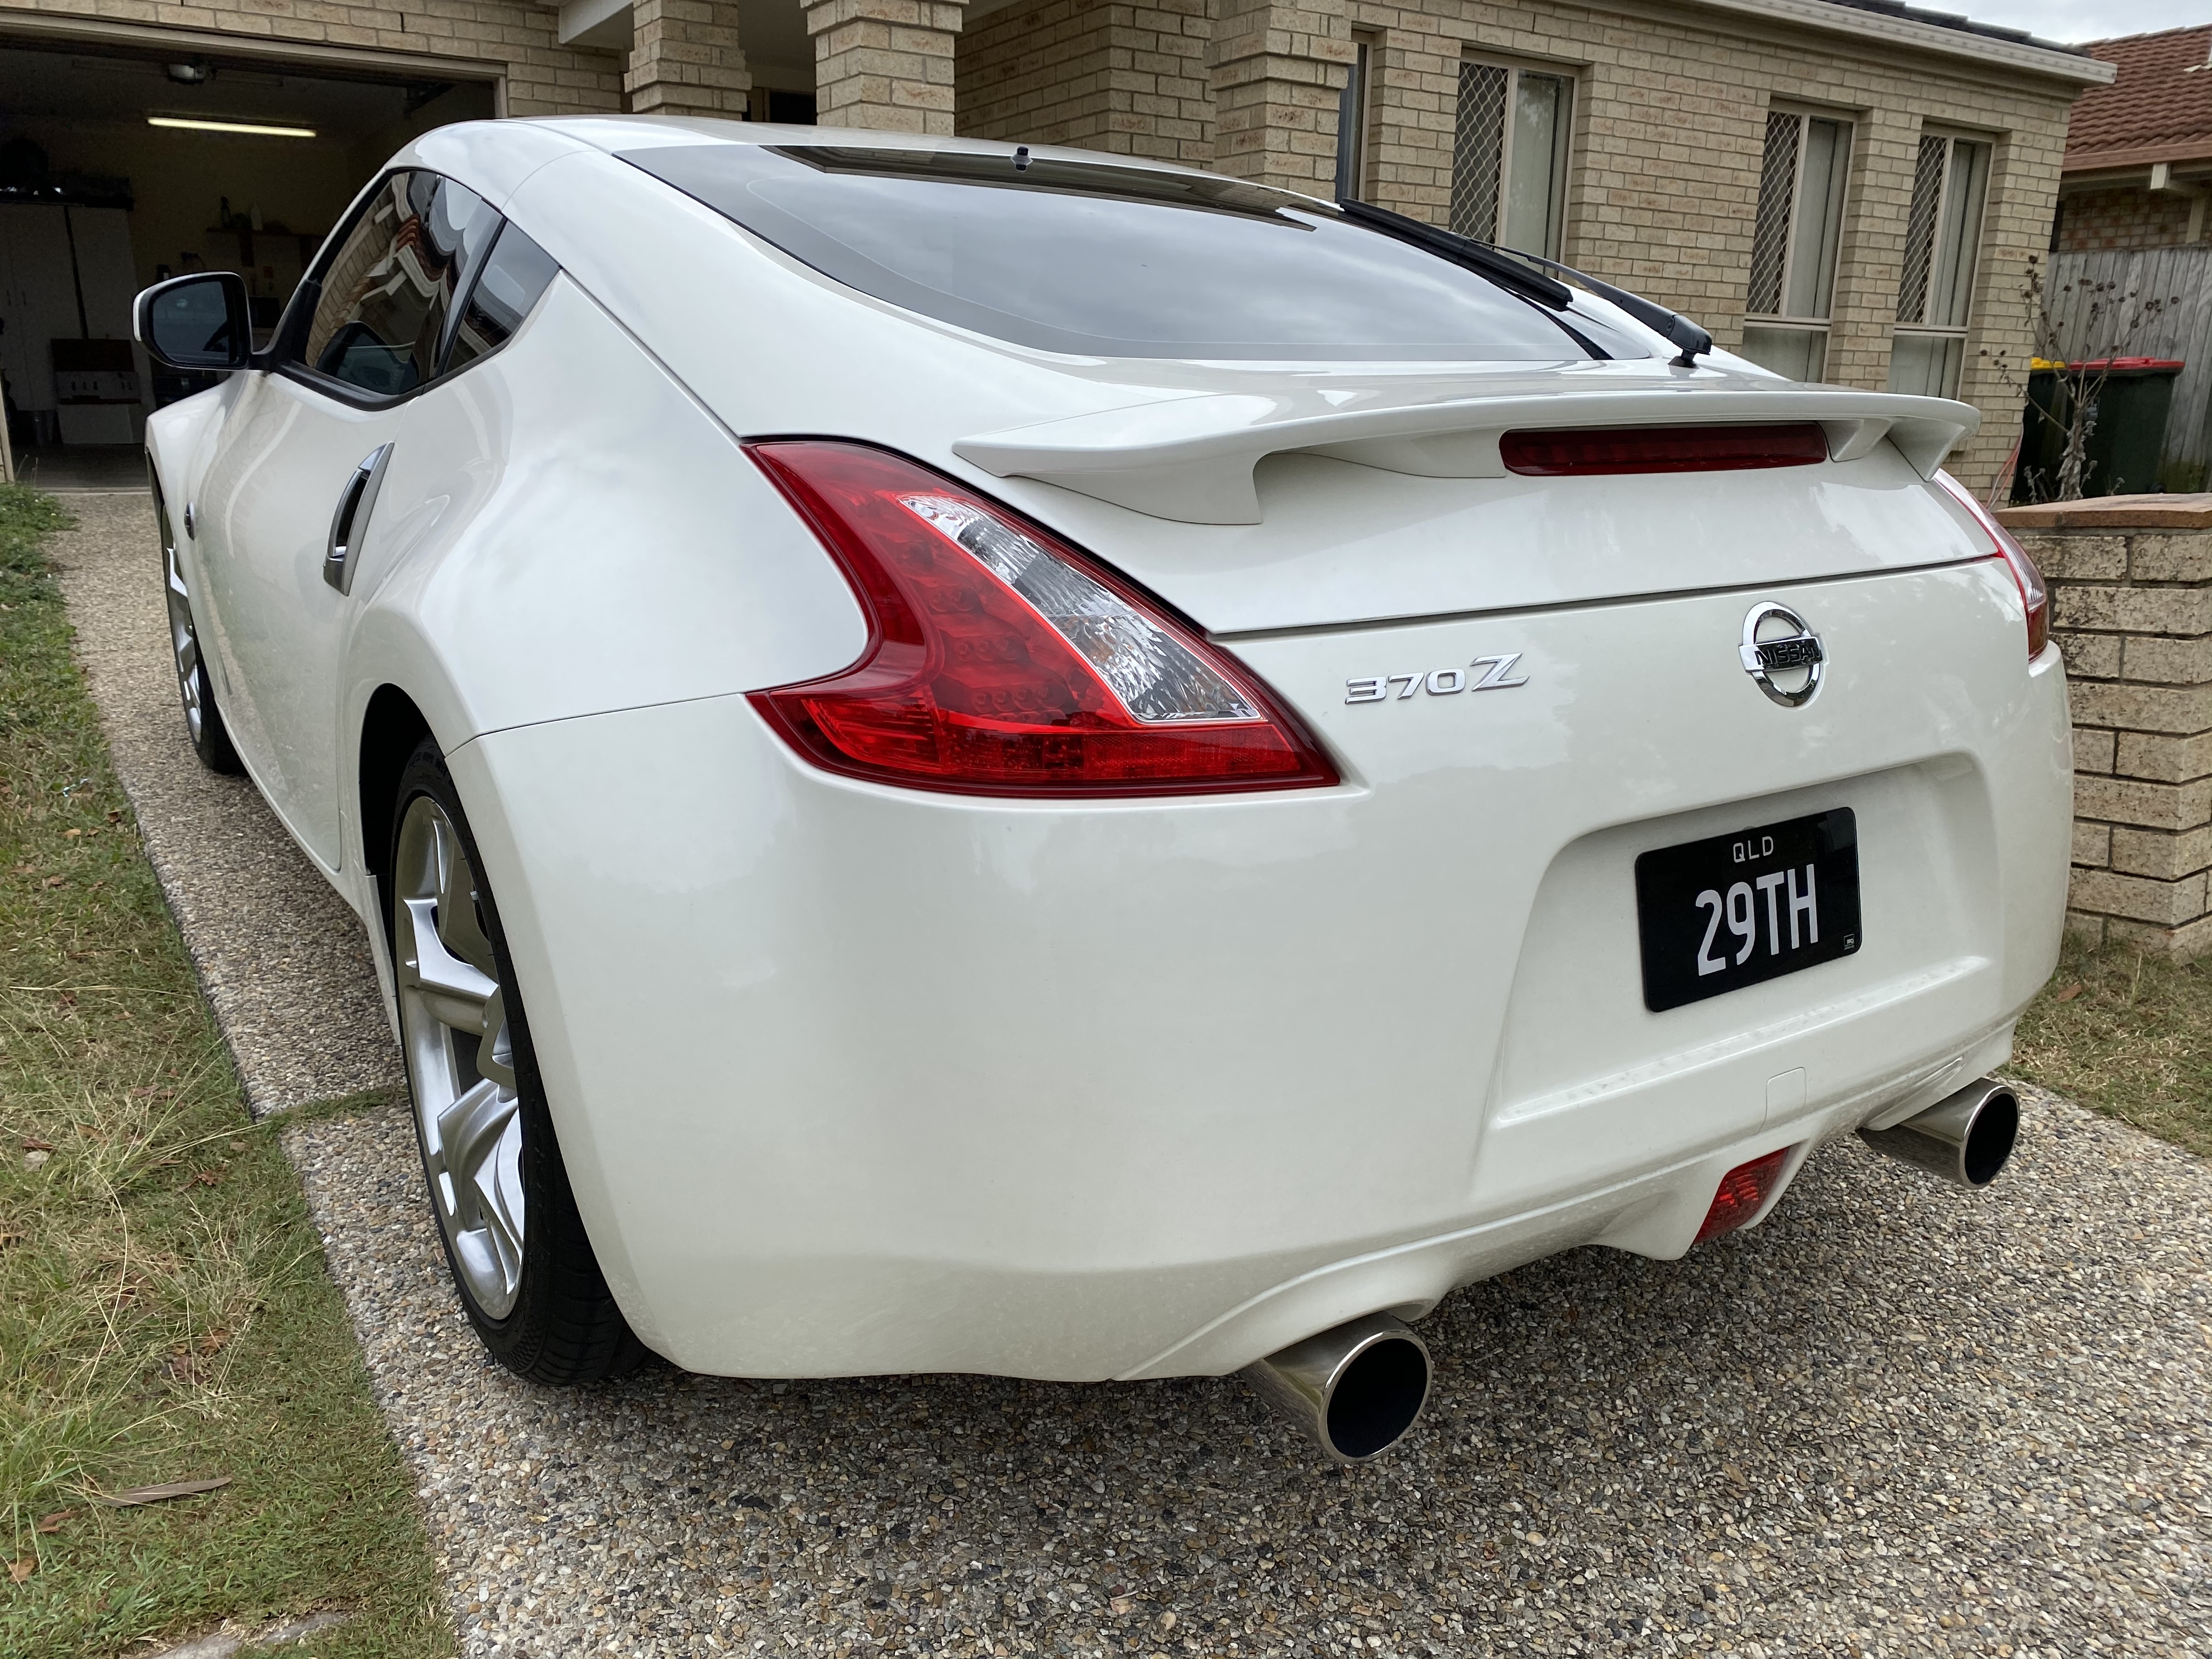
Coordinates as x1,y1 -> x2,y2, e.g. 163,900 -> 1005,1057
618,143 -> 1627,363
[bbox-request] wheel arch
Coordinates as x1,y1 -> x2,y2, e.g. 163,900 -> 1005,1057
358,683 -> 435,892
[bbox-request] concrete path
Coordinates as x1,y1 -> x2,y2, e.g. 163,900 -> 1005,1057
48,493 -> 401,1115
50,489 -> 2212,1659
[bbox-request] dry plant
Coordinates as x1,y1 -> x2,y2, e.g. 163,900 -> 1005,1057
1987,255 -> 2181,503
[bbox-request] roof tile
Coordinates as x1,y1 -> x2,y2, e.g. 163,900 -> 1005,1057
2068,26 -> 2212,170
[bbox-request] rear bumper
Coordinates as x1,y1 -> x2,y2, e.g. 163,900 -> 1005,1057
447,558 -> 2070,1380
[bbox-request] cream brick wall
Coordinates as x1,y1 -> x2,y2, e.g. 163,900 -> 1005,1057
808,0 -> 968,133
628,0 -> 753,117
1206,0 -> 1354,188
0,0 -> 628,115
958,0 -> 1213,165
2001,496 -> 2212,961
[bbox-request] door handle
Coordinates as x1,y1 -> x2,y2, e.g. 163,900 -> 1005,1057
323,442 -> 394,595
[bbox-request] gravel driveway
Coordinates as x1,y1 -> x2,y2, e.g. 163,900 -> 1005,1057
49,490 -> 2212,1658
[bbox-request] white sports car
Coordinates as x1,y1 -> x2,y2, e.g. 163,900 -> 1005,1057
138,117 -> 2068,1461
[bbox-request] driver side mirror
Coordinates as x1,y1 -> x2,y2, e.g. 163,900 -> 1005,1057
134,272 -> 251,372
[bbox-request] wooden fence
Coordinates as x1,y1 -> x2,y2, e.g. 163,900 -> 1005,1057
2041,246 -> 2212,484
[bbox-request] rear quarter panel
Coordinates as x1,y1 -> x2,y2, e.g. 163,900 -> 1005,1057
336,270 -> 869,878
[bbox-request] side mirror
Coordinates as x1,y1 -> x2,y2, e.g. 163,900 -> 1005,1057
134,273 -> 251,372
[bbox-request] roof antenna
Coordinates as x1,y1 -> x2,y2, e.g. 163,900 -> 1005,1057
1013,144 -> 1032,172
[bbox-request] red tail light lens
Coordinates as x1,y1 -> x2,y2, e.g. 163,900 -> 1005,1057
1695,1148 -> 1793,1244
1934,471 -> 2049,660
745,441 -> 1338,797
1499,423 -> 1830,476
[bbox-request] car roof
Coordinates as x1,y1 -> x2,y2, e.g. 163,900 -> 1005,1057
398,115 -> 1323,214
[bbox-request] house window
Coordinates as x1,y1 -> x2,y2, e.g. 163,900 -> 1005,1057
1335,33 -> 1376,202
1743,109 -> 1853,382
1889,133 -> 1991,398
1451,58 -> 1573,256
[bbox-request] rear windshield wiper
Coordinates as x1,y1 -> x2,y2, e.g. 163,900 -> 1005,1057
1333,198 -> 1573,311
1333,199 -> 1713,368
1493,246 -> 1714,368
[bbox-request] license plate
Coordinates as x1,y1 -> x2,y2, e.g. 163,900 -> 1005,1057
1635,809 -> 1861,1013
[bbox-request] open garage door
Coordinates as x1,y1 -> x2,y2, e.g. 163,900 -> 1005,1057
0,40 -> 492,488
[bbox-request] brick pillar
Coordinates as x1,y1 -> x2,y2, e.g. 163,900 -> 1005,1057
1205,0 -> 1353,193
806,0 -> 968,134
627,0 -> 754,117
1998,494 -> 2212,958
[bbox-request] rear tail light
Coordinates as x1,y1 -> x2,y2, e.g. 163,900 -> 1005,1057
744,441 -> 1338,797
1499,423 -> 1830,476
1695,1148 -> 1793,1244
1934,471 -> 2049,660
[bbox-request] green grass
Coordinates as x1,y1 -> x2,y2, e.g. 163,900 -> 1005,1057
0,484 -> 450,1657
2010,939 -> 2212,1158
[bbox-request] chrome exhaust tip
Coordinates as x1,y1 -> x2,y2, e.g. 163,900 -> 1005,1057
1244,1311 -> 1432,1462
1858,1076 -> 2019,1189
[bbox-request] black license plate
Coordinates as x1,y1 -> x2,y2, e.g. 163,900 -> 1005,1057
1635,809 -> 1861,1013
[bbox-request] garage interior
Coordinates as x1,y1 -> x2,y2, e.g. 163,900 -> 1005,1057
0,40 -> 494,489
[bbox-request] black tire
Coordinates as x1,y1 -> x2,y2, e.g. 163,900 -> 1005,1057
152,472 -> 243,775
388,741 -> 648,1384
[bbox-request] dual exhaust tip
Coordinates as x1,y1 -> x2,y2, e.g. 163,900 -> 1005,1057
1246,1076 -> 2021,1463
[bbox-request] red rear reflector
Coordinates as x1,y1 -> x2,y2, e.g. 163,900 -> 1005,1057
1500,423 -> 1830,476
1933,471 -> 2049,660
744,441 -> 1338,798
1696,1148 -> 1793,1244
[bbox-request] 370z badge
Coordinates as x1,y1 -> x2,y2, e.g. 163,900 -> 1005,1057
1346,654 -> 1528,704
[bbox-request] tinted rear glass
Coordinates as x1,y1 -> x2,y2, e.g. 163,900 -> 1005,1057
619,144 -> 1606,363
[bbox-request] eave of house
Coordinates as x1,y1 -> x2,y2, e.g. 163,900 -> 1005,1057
2064,142 -> 2212,178
548,0 -> 2115,91
1668,0 -> 2114,86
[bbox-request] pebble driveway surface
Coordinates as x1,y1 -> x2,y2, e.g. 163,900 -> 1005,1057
46,491 -> 2212,1658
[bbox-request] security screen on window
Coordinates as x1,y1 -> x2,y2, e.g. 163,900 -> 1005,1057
620,143 -> 1606,362
1451,60 -> 1573,257
1742,111 -> 1853,383
1889,134 -> 1991,399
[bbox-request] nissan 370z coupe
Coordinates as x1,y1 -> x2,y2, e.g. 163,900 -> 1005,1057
137,118 -> 2069,1461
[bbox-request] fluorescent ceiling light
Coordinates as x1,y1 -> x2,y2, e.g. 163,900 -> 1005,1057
148,115 -> 317,138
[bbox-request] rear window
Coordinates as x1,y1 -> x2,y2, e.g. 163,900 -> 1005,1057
619,144 -> 1611,363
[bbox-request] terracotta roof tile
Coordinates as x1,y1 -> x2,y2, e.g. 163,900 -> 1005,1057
2067,26 -> 2212,171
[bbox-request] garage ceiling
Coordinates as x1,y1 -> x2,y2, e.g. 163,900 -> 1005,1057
0,43 -> 464,139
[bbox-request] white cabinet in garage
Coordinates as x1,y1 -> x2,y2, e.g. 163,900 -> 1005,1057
0,202 -> 150,444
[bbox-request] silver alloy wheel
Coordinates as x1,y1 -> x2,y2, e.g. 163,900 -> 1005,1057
394,794 -> 527,1319
159,501 -> 207,746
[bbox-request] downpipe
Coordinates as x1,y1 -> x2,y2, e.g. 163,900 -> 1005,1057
1858,1077 -> 2020,1189
1244,1311 -> 1432,1462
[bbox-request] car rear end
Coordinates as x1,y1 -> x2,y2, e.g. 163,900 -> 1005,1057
466,128 -> 2070,1391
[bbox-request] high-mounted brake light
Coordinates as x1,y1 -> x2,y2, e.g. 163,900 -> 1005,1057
1695,1148 -> 1793,1245
745,441 -> 1339,797
1499,423 -> 1830,476
1934,471 -> 2049,660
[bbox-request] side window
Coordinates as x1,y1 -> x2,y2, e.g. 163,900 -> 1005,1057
300,171 -> 496,398
1741,109 -> 1854,382
1888,132 -> 1991,398
443,225 -> 561,374
1451,58 -> 1575,258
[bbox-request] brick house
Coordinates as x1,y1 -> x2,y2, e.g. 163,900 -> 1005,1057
0,0 -> 2109,492
2055,26 -> 2212,254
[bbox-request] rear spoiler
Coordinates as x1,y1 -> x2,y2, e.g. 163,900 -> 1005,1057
954,386 -> 1980,525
